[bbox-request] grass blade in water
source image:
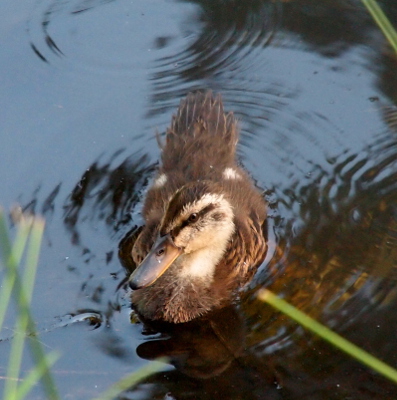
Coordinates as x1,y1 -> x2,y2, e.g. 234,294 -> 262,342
361,0 -> 397,53
14,351 -> 60,400
4,216 -> 45,399
93,360 -> 165,400
0,212 -> 60,400
258,289 -> 397,385
0,214 -> 30,331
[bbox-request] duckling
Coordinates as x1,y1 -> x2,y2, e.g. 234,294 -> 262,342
128,91 -> 267,323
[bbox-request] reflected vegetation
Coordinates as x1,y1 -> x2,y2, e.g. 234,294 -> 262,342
63,149 -> 154,245
382,104 -> 397,132
145,0 -> 392,119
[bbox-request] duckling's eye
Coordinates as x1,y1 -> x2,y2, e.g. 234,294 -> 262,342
188,213 -> 198,223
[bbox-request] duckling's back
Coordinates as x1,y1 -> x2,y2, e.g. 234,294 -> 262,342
161,91 -> 238,180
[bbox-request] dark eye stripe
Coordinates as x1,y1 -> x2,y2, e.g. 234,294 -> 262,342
171,203 -> 217,237
194,204 -> 216,221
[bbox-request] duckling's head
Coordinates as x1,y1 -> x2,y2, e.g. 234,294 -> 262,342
129,181 -> 235,290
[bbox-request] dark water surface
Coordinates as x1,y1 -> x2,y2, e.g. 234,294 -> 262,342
1,0 -> 397,398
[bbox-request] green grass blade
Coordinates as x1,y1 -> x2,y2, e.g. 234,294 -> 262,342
361,0 -> 397,53
4,217 -> 45,399
0,214 -> 30,331
24,336 -> 60,400
258,289 -> 397,384
0,212 -> 60,400
14,351 -> 60,400
20,218 -> 60,400
0,209 -> 13,261
23,216 -> 44,301
93,360 -> 165,400
5,329 -> 27,399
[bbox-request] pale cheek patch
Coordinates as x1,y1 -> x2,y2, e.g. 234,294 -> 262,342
173,229 -> 192,248
153,174 -> 167,188
223,168 -> 241,180
178,248 -> 221,280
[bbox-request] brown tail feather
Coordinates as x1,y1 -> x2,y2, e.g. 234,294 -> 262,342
169,91 -> 238,143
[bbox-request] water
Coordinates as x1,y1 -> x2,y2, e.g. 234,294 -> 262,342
1,0 -> 397,398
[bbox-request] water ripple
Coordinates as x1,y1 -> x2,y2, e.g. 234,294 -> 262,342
28,0 -> 116,65
146,0 -> 282,117
245,128 -> 397,355
27,0 -> 168,72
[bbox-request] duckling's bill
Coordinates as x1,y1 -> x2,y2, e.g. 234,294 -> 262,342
128,234 -> 182,289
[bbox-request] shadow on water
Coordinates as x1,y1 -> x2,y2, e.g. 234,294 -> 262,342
1,0 -> 397,398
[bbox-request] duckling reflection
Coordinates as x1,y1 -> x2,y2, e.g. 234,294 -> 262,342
136,305 -> 244,379
125,92 -> 267,324
130,305 -> 281,399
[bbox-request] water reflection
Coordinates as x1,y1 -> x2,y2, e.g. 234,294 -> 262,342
127,306 -> 281,399
63,149 -> 154,246
245,130 -> 397,319
137,306 -> 245,379
145,0 -> 393,119
281,1 -> 371,57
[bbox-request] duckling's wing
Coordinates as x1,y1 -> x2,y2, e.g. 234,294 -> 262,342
131,219 -> 159,265
221,210 -> 267,289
